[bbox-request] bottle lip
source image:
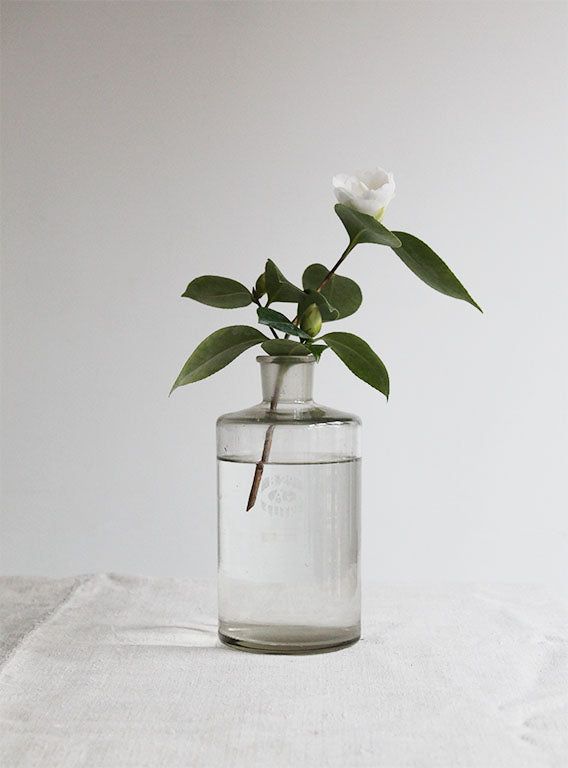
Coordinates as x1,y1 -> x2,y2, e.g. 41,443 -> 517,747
256,354 -> 315,365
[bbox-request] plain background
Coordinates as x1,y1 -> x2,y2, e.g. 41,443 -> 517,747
1,1 -> 567,585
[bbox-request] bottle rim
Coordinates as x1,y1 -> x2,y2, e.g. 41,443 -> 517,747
256,354 -> 315,365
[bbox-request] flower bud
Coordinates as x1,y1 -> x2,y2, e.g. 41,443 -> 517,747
253,273 -> 266,299
300,303 -> 322,337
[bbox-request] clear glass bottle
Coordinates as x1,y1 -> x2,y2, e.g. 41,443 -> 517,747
217,354 -> 361,654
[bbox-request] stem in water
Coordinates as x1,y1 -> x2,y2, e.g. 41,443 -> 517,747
246,240 -> 357,510
246,364 -> 286,511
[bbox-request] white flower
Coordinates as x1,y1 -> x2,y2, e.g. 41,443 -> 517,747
333,167 -> 395,221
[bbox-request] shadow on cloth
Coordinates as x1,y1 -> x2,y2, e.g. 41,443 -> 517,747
111,624 -> 221,649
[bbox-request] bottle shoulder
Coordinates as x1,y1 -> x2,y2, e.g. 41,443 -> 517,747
217,400 -> 362,427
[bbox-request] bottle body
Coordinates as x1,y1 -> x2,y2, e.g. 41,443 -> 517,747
216,356 -> 361,654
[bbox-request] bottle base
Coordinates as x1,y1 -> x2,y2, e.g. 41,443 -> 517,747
218,623 -> 360,655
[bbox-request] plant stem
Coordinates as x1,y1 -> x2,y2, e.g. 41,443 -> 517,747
286,241 -> 355,331
246,239 -> 356,510
245,363 -> 285,511
253,294 -> 279,338
316,240 -> 356,293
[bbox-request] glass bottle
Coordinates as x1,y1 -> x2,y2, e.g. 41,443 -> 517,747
216,354 -> 361,654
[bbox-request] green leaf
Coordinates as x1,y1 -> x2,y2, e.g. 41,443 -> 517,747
335,204 -> 401,248
170,326 -> 267,393
302,264 -> 362,319
297,288 -> 339,323
321,331 -> 389,399
182,276 -> 252,308
261,339 -> 311,356
390,232 -> 482,311
257,307 -> 312,339
265,259 -> 304,304
306,344 -> 327,362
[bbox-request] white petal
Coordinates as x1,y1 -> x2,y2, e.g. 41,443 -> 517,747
352,197 -> 383,216
333,187 -> 353,205
359,167 -> 389,190
332,173 -> 350,189
333,167 -> 395,216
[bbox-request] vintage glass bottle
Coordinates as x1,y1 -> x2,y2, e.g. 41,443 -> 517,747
216,354 -> 361,654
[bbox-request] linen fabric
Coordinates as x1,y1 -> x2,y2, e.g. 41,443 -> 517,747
0,574 -> 566,767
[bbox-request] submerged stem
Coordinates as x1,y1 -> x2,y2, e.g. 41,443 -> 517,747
245,364 -> 286,510
246,239 -> 357,510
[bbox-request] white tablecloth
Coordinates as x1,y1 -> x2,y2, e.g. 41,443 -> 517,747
0,575 -> 566,767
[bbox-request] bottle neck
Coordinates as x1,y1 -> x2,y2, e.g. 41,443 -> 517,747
259,356 -> 315,405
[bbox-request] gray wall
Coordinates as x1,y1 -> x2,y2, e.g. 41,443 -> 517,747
2,1 -> 567,584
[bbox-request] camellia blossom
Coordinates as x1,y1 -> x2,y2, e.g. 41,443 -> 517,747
333,167 -> 395,221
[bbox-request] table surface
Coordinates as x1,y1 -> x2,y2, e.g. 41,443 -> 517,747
0,575 -> 566,768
